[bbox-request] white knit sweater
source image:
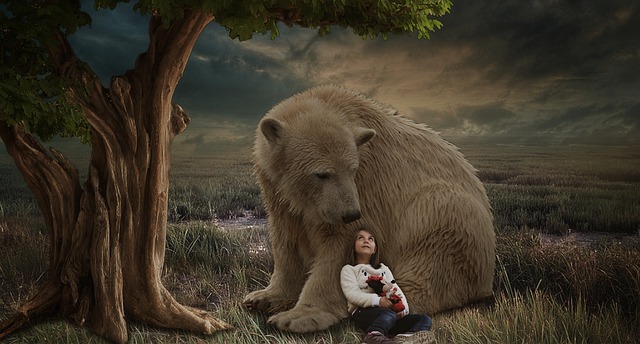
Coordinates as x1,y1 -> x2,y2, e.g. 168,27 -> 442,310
340,263 -> 410,316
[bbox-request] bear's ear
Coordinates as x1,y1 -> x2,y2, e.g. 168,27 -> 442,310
353,127 -> 376,147
260,118 -> 285,143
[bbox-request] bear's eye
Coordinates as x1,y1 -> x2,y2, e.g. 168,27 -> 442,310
314,172 -> 331,180
363,271 -> 367,276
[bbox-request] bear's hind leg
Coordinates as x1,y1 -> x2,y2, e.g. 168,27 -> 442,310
393,188 -> 495,314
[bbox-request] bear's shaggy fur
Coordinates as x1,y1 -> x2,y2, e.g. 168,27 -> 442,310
243,85 -> 495,333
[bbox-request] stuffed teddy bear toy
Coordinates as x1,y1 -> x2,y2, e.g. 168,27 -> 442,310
366,274 -> 406,313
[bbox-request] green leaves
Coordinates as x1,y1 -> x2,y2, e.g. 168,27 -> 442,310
1,0 -> 91,142
0,69 -> 89,142
128,0 -> 453,41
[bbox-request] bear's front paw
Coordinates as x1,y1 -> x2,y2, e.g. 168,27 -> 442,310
243,289 -> 296,314
266,306 -> 343,333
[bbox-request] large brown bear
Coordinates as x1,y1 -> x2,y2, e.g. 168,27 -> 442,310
243,85 -> 495,333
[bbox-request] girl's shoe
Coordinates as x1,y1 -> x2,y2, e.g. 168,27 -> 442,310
395,330 -> 435,343
362,331 -> 397,344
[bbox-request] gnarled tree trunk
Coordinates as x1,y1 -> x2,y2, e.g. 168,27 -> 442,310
0,11 -> 231,343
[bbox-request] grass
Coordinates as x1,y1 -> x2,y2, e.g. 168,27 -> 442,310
168,154 -> 264,221
2,220 -> 638,343
1,140 -> 640,343
435,289 -> 635,343
466,144 -> 640,234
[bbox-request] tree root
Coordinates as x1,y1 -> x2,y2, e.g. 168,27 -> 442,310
128,287 -> 233,335
0,280 -> 61,340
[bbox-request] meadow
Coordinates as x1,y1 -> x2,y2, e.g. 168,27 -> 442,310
1,138 -> 639,343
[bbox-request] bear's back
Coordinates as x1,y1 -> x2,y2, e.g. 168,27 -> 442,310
301,85 -> 486,199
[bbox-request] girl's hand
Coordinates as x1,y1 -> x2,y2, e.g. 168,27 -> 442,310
396,311 -> 405,319
379,297 -> 393,309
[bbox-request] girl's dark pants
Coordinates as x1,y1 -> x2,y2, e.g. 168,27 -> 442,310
352,307 -> 432,336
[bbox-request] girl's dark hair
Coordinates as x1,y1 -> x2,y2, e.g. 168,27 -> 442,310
352,228 -> 381,269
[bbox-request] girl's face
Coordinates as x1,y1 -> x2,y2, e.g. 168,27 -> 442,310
354,230 -> 376,262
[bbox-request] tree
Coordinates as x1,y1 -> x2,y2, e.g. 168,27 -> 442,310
0,0 -> 452,342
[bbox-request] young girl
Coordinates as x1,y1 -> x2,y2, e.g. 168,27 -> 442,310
340,229 -> 433,344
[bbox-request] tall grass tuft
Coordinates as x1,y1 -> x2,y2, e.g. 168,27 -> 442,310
494,229 -> 640,330
470,144 -> 640,234
434,288 -> 636,344
168,180 -> 264,222
0,215 -> 49,316
163,222 -> 274,310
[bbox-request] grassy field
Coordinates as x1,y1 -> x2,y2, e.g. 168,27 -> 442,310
1,139 -> 639,343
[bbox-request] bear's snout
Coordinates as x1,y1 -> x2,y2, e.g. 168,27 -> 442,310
341,210 -> 361,224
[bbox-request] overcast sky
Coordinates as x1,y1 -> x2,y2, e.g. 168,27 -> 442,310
67,0 -> 640,145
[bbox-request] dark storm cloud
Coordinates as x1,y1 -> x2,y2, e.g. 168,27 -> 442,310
533,104 -> 609,133
414,103 -> 521,136
434,0 -> 640,84
69,2 -> 148,84
526,100 -> 640,139
461,104 -> 520,135
416,0 -> 640,139
173,24 -> 311,124
618,102 -> 640,130
411,107 -> 462,133
464,104 -> 518,126
65,0 -> 640,142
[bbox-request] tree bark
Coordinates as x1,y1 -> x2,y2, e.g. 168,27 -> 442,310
0,10 -> 231,343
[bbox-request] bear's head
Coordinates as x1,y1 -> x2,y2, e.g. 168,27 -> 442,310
255,100 -> 376,225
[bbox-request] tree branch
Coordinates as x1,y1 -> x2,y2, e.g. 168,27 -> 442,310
170,103 -> 191,141
0,121 -> 81,268
0,120 -> 80,340
137,10 -> 214,100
